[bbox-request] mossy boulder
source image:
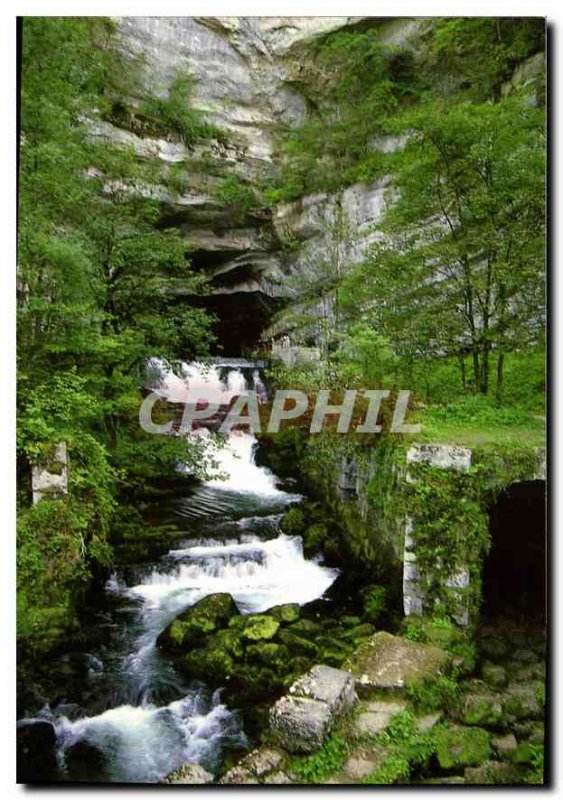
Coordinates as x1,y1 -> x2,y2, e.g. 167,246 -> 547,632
246,642 -> 290,668
342,623 -> 376,642
287,619 -> 321,637
510,742 -> 539,765
481,662 -> 508,690
503,682 -> 544,720
279,629 -> 318,657
344,632 -> 450,696
157,593 -> 238,652
436,725 -> 492,769
162,763 -> 213,784
184,647 -> 235,682
303,523 -> 328,554
462,692 -> 504,727
268,604 -> 300,624
241,615 -> 280,642
207,628 -> 245,659
317,637 -> 353,667
341,615 -> 362,627
464,760 -> 521,784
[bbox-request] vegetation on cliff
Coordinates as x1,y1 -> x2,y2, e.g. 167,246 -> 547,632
17,18 -> 216,646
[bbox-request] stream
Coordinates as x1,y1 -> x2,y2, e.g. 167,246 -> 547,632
18,362 -> 338,783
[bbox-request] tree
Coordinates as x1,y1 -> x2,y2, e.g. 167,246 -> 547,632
17,18 -> 217,643
431,17 -> 545,103
343,97 -> 545,400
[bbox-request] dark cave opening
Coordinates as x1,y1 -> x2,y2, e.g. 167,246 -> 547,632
189,292 -> 286,355
482,480 -> 546,622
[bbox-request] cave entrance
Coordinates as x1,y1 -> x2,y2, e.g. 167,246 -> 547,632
189,292 -> 286,356
482,480 -> 546,623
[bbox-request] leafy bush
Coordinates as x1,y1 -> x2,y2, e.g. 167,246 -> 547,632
215,175 -> 258,223
362,585 -> 387,622
138,73 -> 219,143
290,733 -> 349,783
362,755 -> 410,785
407,676 -> 461,714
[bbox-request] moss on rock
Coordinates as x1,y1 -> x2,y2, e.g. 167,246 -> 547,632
158,592 -> 238,651
280,507 -> 306,535
268,604 -> 300,624
279,629 -> 318,657
246,642 -> 290,668
436,725 -> 491,769
184,647 -> 235,682
462,692 -> 504,727
242,615 -> 280,642
344,632 -> 450,695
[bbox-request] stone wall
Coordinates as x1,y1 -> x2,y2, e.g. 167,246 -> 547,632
402,443 -> 546,627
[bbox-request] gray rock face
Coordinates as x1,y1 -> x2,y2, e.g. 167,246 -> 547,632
107,17 -> 426,300
406,443 -> 472,471
270,695 -> 333,754
288,664 -> 356,713
344,631 -> 450,695
354,701 -> 406,736
115,17 -> 357,167
162,762 -> 214,784
31,442 -> 68,504
270,664 -> 355,753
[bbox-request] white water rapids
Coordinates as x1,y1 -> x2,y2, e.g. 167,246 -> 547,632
32,363 -> 338,783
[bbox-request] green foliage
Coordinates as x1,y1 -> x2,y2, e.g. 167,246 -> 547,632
138,72 -> 220,143
362,755 -> 411,785
524,744 -> 545,784
214,174 -> 258,223
290,733 -> 349,783
407,675 -> 461,714
266,20 -> 545,425
363,585 -> 387,623
435,724 -> 491,769
18,18 -> 217,650
362,710 -> 438,784
344,96 -> 545,401
379,710 -> 416,744
431,18 -> 544,102
269,28 -> 422,200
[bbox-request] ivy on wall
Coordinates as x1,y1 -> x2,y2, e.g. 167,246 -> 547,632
403,444 -> 540,622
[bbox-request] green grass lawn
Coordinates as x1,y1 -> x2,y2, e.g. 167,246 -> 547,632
409,400 -> 546,449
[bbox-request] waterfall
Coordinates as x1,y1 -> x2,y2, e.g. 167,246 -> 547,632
44,691 -> 245,783
117,534 -> 338,615
26,360 -> 338,783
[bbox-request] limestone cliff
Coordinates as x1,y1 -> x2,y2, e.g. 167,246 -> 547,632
101,17 -> 544,346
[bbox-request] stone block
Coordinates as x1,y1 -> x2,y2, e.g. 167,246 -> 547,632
269,695 -> 332,753
289,664 -> 356,715
344,632 -> 450,694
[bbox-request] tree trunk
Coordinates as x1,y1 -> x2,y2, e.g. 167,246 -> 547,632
495,353 -> 505,405
479,344 -> 490,394
458,354 -> 467,391
472,348 -> 480,392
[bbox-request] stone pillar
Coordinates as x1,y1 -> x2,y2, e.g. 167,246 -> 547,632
535,447 -> 546,480
403,444 -> 472,626
31,442 -> 68,504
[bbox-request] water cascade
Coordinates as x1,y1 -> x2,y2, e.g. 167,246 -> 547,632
21,363 -> 338,783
